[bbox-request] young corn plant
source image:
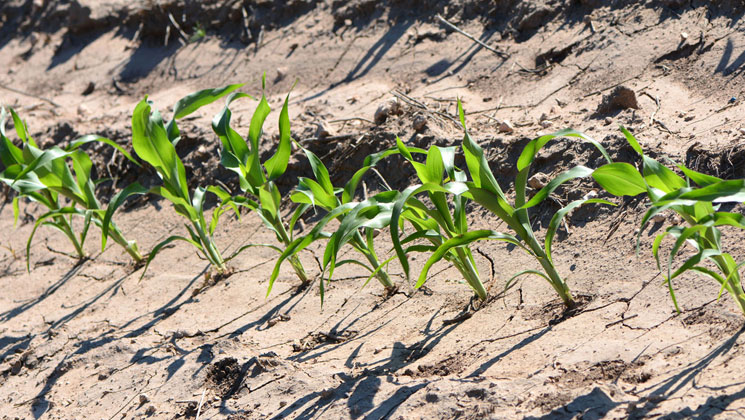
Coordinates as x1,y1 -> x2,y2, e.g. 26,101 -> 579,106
268,145 -> 411,300
385,139 -> 502,301
592,127 -> 745,315
0,107 -> 144,269
301,138 -> 507,302
453,102 -> 614,308
107,85 -> 249,276
210,79 -> 311,285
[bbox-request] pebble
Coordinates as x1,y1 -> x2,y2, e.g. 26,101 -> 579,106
374,97 -> 401,124
540,119 -> 553,128
139,394 -> 150,405
498,120 -> 514,133
413,115 -> 427,132
314,119 -> 335,138
77,104 -> 90,116
528,172 -> 549,189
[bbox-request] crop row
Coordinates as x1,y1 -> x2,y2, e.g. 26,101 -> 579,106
2,80 -> 745,317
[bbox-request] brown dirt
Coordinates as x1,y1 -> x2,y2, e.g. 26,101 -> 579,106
3,0 -> 745,419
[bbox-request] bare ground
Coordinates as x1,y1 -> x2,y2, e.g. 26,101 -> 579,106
2,1 -> 745,419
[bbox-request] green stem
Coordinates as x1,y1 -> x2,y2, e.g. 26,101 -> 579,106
524,228 -> 574,307
352,232 -> 394,290
57,215 -> 86,258
453,247 -> 487,300
43,190 -> 86,258
515,210 -> 575,308
106,222 -> 144,263
275,216 -> 310,284
192,220 -> 227,273
705,227 -> 745,315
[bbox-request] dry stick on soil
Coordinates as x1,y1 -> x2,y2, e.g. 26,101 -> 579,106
435,14 -> 510,59
392,90 -> 459,127
241,6 -> 252,42
195,388 -> 207,420
0,82 -> 60,107
167,12 -> 189,44
329,117 -> 373,124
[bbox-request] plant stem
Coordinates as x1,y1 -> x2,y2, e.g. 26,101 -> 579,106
43,191 -> 86,258
704,227 -> 745,315
524,232 -> 575,308
106,222 -> 144,263
57,215 -> 86,258
352,233 -> 394,290
275,216 -> 310,284
453,247 -> 487,300
192,220 -> 227,273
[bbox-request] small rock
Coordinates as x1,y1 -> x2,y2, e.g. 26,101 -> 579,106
684,115 -> 695,122
77,104 -> 90,116
274,67 -> 287,83
145,405 -> 156,415
680,31 -> 688,41
10,359 -> 23,375
739,128 -> 745,136
540,119 -> 553,128
139,394 -> 150,405
194,145 -> 209,161
498,120 -> 514,133
604,117 -> 613,126
651,213 -> 666,223
528,172 -> 550,189
315,120 -> 335,138
596,86 -> 640,114
425,393 -> 439,403
413,115 -> 427,132
374,97 -> 401,124
82,81 -> 94,96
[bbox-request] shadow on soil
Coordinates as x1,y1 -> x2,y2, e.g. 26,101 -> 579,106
527,327 -> 745,420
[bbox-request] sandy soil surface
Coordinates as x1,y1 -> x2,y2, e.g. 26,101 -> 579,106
3,0 -> 745,419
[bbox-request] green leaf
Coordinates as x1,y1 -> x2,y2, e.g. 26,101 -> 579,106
248,91 -> 271,153
67,135 -> 140,166
619,126 -> 644,156
517,129 -> 612,172
592,163 -> 647,196
264,91 -> 293,181
416,230 -> 523,289
545,198 -> 614,263
301,147 -> 335,196
140,235 -> 203,280
521,166 -> 595,209
101,182 -> 149,249
678,179 -> 745,203
131,98 -> 190,200
173,84 -> 244,120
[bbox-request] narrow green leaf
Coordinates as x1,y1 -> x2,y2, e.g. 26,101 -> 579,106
592,163 -> 647,196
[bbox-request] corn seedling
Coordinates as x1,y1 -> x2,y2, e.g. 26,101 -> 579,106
385,139 -> 500,301
268,145 -> 409,300
592,127 -> 745,315
454,102 -> 614,308
0,107 -> 144,269
211,78 -> 311,284
108,85 -> 249,276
